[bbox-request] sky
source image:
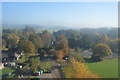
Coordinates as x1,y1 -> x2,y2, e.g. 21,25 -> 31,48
2,2 -> 118,28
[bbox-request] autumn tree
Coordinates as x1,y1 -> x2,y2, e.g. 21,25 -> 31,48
62,59 -> 99,78
3,34 -> 20,49
55,35 -> 69,55
109,39 -> 119,54
91,43 -> 112,61
55,35 -> 69,62
2,34 -> 20,61
68,38 -> 80,49
41,30 -> 54,47
55,50 -> 65,62
17,40 -> 35,56
29,33 -> 44,50
99,34 -> 109,44
92,33 -> 100,45
71,54 -> 84,62
79,34 -> 93,49
2,39 -> 7,50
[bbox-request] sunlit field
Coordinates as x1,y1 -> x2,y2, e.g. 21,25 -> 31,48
86,59 -> 118,78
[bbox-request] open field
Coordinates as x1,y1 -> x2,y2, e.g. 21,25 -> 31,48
86,59 -> 118,78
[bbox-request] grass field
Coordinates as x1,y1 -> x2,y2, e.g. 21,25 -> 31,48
86,59 -> 118,78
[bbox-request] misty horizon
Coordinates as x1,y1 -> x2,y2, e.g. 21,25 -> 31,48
2,2 -> 118,28
2,23 -> 118,29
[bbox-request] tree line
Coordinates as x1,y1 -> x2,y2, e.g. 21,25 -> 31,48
2,26 -> 119,78
2,27 -> 119,61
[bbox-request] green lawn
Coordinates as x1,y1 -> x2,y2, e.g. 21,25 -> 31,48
2,67 -> 14,75
2,67 -> 15,78
86,59 -> 118,78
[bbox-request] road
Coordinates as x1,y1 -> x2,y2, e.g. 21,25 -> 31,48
70,49 -> 93,57
33,60 -> 64,78
51,61 -> 63,78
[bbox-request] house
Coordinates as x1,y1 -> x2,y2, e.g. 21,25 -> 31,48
14,51 -> 24,60
0,63 -> 4,69
14,53 -> 22,60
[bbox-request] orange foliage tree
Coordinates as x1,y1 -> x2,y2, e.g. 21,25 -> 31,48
55,50 -> 65,62
55,35 -> 69,62
62,59 -> 99,78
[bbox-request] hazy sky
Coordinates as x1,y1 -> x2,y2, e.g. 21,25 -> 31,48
2,2 -> 118,28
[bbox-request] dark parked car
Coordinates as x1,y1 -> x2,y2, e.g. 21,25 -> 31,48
63,56 -> 69,60
31,73 -> 40,76
31,77 -> 40,80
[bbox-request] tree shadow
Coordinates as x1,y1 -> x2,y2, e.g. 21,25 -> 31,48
84,57 -> 101,63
